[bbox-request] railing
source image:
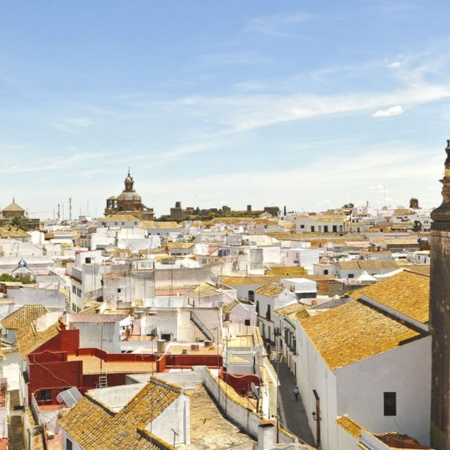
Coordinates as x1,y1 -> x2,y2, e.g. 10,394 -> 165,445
190,311 -> 214,341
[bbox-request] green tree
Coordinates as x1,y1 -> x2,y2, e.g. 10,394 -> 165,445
342,203 -> 354,209
0,273 -> 33,284
7,215 -> 29,231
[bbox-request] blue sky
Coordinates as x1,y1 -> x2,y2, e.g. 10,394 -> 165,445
1,1 -> 450,219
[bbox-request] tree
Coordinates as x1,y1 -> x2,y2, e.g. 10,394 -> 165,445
0,273 -> 33,284
7,215 -> 29,231
342,203 -> 354,209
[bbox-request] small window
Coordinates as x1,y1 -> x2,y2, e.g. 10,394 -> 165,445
244,319 -> 250,326
324,269 -> 329,275
384,392 -> 396,416
248,290 -> 254,302
117,288 -> 121,293
85,257 -> 91,264
40,389 -> 51,401
311,226 -> 315,232
300,224 -> 304,229
348,274 -> 354,279
324,226 -> 329,232
67,439 -> 73,450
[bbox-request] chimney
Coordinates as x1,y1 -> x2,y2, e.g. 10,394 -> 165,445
257,420 -> 277,450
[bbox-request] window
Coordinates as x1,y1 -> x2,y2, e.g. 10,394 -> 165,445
332,225 -> 337,232
244,319 -> 250,326
117,288 -> 121,293
348,274 -> 354,279
266,305 -> 271,320
72,285 -> 76,294
311,226 -> 315,232
324,226 -> 329,232
85,257 -> 91,264
40,389 -> 51,401
256,301 -> 259,314
66,439 -> 73,450
324,269 -> 329,275
248,290 -> 254,302
300,224 -> 304,229
384,392 -> 396,416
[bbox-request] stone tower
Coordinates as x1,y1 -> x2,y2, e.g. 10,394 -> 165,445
430,139 -> 450,449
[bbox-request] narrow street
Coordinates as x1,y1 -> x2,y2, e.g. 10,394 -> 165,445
272,359 -> 316,447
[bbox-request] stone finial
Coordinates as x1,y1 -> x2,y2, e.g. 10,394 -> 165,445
431,140 -> 450,226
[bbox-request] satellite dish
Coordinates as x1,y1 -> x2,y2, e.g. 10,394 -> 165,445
251,382 -> 260,398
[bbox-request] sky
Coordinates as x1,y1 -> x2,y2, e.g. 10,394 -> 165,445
1,1 -> 450,220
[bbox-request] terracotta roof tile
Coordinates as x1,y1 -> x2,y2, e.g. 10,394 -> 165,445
16,322 -> 61,357
276,303 -> 306,316
220,275 -> 281,285
140,221 -> 180,229
103,214 -> 140,222
255,284 -> 284,298
189,282 -> 221,298
349,270 -> 429,324
59,378 -> 179,449
168,242 -> 194,249
301,300 -> 421,370
1,304 -> 49,330
335,415 -> 364,438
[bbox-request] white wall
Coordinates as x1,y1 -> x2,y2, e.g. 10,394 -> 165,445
149,394 -> 190,445
296,320 -> 432,450
336,335 -> 431,447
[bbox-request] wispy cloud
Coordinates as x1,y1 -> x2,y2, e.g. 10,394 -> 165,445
233,81 -> 268,91
196,52 -> 272,66
246,12 -> 314,37
372,105 -> 404,117
53,116 -> 94,133
139,141 -> 442,213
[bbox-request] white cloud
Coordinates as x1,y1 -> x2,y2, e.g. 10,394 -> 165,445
196,52 -> 272,66
372,105 -> 404,117
246,12 -> 314,37
54,116 -> 94,133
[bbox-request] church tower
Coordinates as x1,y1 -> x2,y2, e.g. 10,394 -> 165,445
430,139 -> 450,449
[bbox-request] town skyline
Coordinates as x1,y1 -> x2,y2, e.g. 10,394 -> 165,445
1,1 -> 449,217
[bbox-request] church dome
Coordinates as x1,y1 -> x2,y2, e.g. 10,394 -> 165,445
117,191 -> 141,202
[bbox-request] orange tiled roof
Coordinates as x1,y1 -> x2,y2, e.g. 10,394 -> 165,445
349,270 -> 429,324
220,275 -> 281,286
59,378 -> 179,449
255,284 -> 284,298
301,300 -> 421,371
335,415 -> 364,438
103,214 -> 140,222
1,304 -> 49,330
16,321 -> 61,357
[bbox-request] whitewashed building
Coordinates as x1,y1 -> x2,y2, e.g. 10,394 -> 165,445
295,270 -> 431,449
254,284 -> 297,344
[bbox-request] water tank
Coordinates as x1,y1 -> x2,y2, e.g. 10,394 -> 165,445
157,340 -> 167,353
